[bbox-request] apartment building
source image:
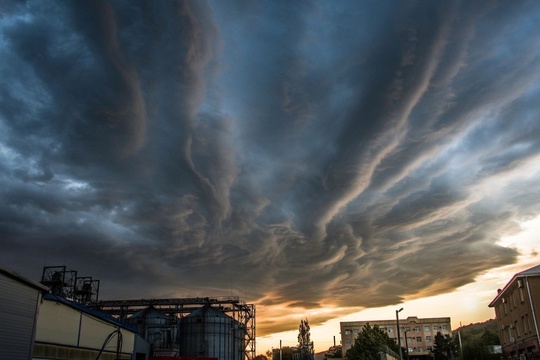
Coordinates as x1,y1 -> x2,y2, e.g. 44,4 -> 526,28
340,316 -> 452,360
489,264 -> 540,360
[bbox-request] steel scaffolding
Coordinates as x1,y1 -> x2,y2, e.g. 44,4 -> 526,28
91,296 -> 256,360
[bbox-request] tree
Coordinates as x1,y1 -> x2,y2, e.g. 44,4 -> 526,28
255,355 -> 269,360
480,330 -> 500,346
270,346 -> 298,360
461,337 -> 499,360
460,330 -> 500,360
345,324 -> 400,360
298,318 -> 314,360
324,345 -> 343,359
433,332 -> 458,360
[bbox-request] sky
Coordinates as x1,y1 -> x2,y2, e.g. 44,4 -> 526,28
1,0 -> 540,355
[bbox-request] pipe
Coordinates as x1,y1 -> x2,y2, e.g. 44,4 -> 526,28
525,276 -> 540,347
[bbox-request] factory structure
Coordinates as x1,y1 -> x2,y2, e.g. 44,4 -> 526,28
1,264 -> 256,360
95,296 -> 256,360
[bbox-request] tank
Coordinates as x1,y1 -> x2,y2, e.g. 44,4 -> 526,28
179,304 -> 245,360
125,306 -> 177,350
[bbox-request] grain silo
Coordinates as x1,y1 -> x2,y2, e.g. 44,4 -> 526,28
179,304 -> 245,360
125,305 -> 177,352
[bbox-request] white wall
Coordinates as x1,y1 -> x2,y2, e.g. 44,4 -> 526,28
35,298 -> 135,353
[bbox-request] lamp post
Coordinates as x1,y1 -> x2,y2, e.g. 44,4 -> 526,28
403,328 -> 410,360
396,308 -> 404,360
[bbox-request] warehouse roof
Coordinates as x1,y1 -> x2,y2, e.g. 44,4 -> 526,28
0,264 -> 49,293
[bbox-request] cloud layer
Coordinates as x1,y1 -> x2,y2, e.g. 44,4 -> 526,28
1,0 -> 540,335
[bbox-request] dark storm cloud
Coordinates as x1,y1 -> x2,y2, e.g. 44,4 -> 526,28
1,0 -> 539,335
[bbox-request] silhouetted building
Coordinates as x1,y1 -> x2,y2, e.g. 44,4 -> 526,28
489,264 -> 540,360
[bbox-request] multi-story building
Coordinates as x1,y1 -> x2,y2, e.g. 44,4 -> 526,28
340,316 -> 452,359
488,264 -> 540,360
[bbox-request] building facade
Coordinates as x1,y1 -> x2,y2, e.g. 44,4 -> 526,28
340,316 -> 452,359
489,264 -> 540,360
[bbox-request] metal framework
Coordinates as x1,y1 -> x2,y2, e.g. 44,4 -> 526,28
40,266 -> 100,303
91,296 -> 256,360
74,276 -> 100,304
40,266 -> 77,299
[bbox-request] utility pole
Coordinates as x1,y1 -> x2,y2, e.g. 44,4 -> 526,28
396,308 -> 404,360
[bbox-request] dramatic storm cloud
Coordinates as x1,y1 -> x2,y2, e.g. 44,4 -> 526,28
1,0 -> 540,335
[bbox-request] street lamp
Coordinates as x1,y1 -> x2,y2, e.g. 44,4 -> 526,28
396,308 -> 403,360
403,328 -> 410,360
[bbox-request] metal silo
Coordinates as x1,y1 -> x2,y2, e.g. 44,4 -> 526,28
125,305 -> 177,351
179,304 -> 245,360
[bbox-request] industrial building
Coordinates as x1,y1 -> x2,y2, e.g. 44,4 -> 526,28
340,316 -> 452,360
94,296 -> 256,360
1,264 -> 256,360
0,265 -> 49,360
489,264 -> 540,360
33,293 -> 150,360
39,265 -> 256,360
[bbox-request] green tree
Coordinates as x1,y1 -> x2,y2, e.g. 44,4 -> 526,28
459,330 -> 500,360
255,355 -> 269,360
324,345 -> 343,359
271,346 -> 298,360
298,318 -> 314,360
345,324 -> 400,360
461,337 -> 499,360
433,332 -> 458,360
480,330 -> 500,346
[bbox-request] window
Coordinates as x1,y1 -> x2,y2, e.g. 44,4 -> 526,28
509,293 -> 514,309
424,325 -> 431,332
416,337 -> 422,342
526,314 -> 532,333
433,325 -> 439,331
405,327 -> 411,332
407,337 -> 412,343
345,340 -> 351,346
515,321 -> 521,337
345,330 -> 350,335
414,326 -> 420,332
503,300 -> 508,315
418,347 -> 423,352
427,346 -> 432,352
519,287 -> 525,302
442,324 -> 448,331
426,336 -> 432,342
353,329 -> 358,334
387,327 -> 393,333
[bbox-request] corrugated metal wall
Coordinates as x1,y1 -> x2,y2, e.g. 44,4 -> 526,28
0,273 -> 42,360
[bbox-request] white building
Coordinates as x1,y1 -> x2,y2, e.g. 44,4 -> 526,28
33,293 -> 150,360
